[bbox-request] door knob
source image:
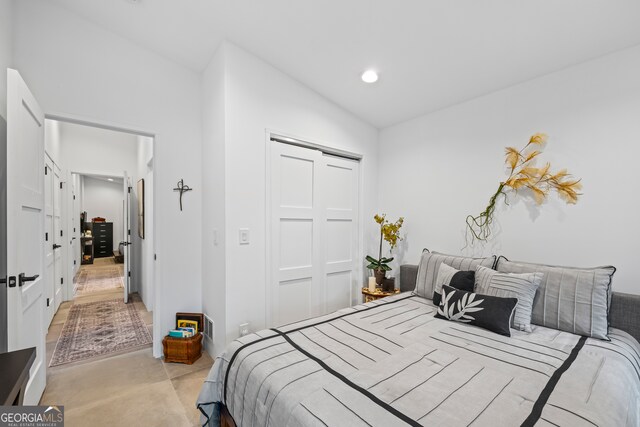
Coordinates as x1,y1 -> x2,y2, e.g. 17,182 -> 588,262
53,244 -> 62,250
18,273 -> 39,287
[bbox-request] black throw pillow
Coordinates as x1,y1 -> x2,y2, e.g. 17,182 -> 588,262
435,285 -> 518,336
432,263 -> 476,306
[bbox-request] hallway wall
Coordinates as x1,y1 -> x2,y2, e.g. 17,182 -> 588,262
13,0 -> 202,357
59,123 -> 138,178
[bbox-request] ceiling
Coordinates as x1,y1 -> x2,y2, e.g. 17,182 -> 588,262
51,0 -> 640,128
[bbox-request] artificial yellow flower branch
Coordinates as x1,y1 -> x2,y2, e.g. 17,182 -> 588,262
466,133 -> 582,243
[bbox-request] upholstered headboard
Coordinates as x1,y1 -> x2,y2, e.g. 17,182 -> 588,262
399,264 -> 640,343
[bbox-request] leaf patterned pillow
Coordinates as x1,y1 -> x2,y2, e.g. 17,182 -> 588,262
435,285 -> 519,336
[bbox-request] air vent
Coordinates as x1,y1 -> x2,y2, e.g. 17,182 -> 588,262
203,314 -> 214,341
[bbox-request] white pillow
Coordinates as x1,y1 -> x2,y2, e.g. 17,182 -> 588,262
475,266 -> 542,333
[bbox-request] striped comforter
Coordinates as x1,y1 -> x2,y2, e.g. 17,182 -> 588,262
197,293 -> 640,426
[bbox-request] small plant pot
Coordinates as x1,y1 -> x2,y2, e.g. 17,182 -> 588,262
374,269 -> 386,285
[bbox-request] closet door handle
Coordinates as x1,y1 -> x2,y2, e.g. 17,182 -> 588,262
53,244 -> 62,250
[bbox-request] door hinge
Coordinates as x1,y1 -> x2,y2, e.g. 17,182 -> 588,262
128,187 -> 131,193
59,182 -> 63,189
154,254 -> 157,261
74,260 -> 77,265
45,232 -> 48,241
128,229 -> 131,236
60,230 -> 63,237
45,166 -> 48,175
73,195 -> 76,200
47,298 -> 50,307
128,271 -> 131,277
61,277 -> 64,284
73,227 -> 76,232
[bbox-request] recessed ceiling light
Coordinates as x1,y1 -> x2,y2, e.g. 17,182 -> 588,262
108,178 -> 114,182
361,70 -> 378,83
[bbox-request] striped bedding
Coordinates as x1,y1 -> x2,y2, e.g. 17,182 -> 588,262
197,293 -> 640,426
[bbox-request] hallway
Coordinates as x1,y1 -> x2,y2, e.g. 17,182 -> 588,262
40,258 -> 213,426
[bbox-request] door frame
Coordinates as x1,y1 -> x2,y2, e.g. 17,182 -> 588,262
264,129 -> 364,328
44,113 -> 160,357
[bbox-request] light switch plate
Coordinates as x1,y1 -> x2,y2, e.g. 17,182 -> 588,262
239,228 -> 249,245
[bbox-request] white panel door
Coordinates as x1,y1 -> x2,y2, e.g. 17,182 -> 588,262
44,156 -> 55,326
6,68 -> 46,404
53,164 -> 63,312
71,174 -> 80,279
270,143 -> 323,326
123,172 -> 131,303
321,155 -> 359,314
269,142 -> 360,327
67,172 -> 78,296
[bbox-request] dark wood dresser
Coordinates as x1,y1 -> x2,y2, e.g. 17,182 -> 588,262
0,347 -> 36,405
92,222 -> 113,258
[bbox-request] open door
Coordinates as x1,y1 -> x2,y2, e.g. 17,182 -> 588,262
123,172 -> 131,303
6,69 -> 46,404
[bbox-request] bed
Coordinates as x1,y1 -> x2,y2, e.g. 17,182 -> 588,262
197,264 -> 640,426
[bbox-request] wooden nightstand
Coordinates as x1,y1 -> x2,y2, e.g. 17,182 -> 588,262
362,287 -> 401,303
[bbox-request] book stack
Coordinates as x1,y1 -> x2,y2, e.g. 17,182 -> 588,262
168,327 -> 197,338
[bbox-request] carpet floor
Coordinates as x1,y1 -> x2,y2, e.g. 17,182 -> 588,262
50,298 -> 152,367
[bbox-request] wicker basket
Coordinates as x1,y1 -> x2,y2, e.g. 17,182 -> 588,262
162,333 -> 203,364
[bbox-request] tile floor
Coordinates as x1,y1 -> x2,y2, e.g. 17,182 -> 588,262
40,261 -> 213,427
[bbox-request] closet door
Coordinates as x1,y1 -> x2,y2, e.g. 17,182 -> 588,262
321,155 -> 359,314
44,157 -> 55,326
269,142 -> 360,327
270,143 -> 323,326
53,164 -> 63,312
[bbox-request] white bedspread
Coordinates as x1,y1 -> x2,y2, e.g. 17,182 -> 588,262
198,293 -> 640,426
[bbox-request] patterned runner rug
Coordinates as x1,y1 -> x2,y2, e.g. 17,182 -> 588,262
75,262 -> 124,295
50,299 -> 152,367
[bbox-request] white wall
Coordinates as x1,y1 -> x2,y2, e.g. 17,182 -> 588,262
59,123 -> 138,178
201,45 -> 226,356
379,45 -> 640,295
82,176 -> 124,252
201,42 -> 379,353
13,0 -> 203,357
0,0 -> 12,121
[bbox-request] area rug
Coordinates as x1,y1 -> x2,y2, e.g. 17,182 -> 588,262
50,299 -> 152,367
75,262 -> 124,295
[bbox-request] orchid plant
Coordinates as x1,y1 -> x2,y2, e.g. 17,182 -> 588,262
366,214 -> 404,276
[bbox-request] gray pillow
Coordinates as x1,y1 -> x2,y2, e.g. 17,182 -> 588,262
496,257 -> 616,340
414,250 -> 496,299
475,265 -> 542,333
